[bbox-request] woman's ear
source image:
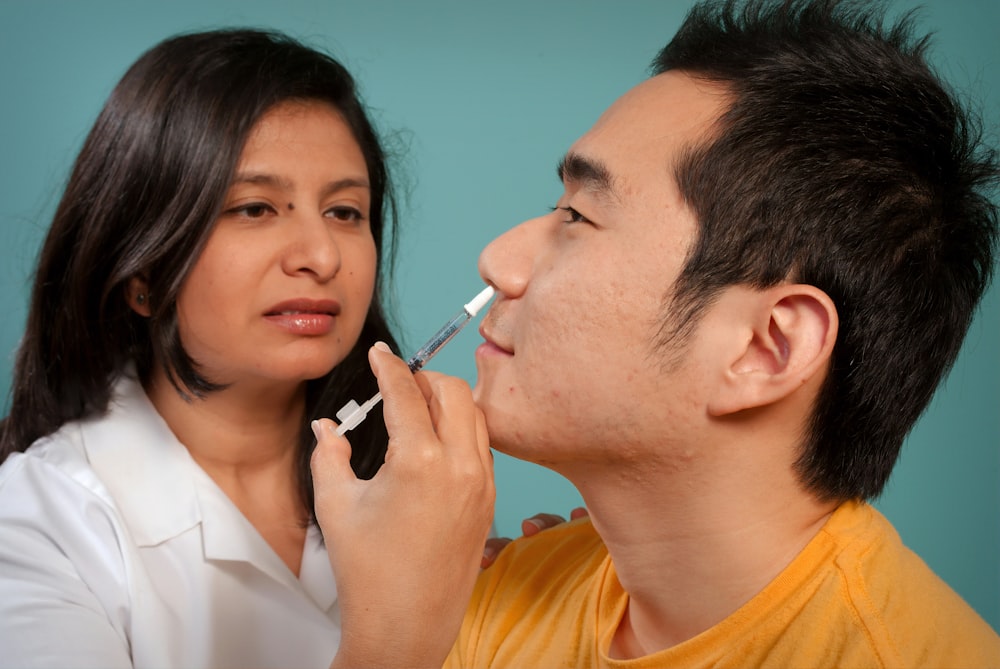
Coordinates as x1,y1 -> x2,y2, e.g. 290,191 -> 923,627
126,276 -> 152,317
707,284 -> 838,416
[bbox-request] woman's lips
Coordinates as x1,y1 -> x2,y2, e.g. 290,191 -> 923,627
264,299 -> 341,336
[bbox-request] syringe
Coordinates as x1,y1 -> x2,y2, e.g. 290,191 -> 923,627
333,285 -> 496,436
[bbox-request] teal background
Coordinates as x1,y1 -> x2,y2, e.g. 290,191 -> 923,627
1,0 -> 997,631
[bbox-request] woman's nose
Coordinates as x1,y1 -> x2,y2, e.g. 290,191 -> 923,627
282,212 -> 342,281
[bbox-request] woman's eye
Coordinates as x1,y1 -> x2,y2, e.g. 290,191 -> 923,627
228,203 -> 275,218
326,206 -> 364,223
551,205 -> 590,225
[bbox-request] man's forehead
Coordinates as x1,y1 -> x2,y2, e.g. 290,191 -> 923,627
565,71 -> 728,197
581,71 -> 728,155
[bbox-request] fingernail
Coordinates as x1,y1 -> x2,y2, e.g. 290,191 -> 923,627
481,545 -> 496,567
523,518 -> 544,536
373,341 -> 391,353
311,419 -> 322,441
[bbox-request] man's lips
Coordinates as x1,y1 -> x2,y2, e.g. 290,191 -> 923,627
264,299 -> 341,317
478,324 -> 513,354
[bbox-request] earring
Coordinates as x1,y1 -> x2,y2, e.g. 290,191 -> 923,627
137,293 -> 146,305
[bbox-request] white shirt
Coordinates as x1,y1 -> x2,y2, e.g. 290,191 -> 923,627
0,372 -> 341,668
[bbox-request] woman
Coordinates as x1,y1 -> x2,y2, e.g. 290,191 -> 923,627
0,28 -> 495,668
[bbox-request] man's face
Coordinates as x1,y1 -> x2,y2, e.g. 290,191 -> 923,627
473,71 -> 730,466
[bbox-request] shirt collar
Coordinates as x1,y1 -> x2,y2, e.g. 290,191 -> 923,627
80,370 -> 338,611
81,371 -> 202,546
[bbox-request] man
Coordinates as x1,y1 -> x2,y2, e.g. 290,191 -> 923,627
314,0 -> 1000,666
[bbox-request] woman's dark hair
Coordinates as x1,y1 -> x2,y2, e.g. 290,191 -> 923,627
0,29 -> 401,520
653,0 -> 999,500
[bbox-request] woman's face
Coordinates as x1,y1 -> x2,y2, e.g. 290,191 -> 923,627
174,100 -> 377,390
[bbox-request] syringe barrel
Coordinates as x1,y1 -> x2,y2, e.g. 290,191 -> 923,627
407,310 -> 469,372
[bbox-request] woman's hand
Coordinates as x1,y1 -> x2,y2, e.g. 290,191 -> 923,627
311,342 -> 495,669
481,507 -> 589,568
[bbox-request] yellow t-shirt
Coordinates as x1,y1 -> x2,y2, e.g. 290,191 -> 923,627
446,501 -> 1000,668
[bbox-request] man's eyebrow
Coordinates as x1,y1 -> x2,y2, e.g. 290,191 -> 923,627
556,152 -> 620,202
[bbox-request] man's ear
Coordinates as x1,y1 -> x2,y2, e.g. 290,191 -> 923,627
707,284 -> 837,416
126,276 -> 152,317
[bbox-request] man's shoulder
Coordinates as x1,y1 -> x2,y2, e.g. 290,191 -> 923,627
480,516 -> 608,593
502,516 -> 604,565
824,502 -> 1000,665
449,516 -> 615,668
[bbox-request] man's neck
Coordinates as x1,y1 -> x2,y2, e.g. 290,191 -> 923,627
567,447 -> 838,657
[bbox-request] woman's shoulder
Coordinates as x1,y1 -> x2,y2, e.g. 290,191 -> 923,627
0,418 -> 131,595
0,420 -> 120,518
0,420 -> 137,667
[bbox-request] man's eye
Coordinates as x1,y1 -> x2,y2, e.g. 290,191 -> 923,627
552,205 -> 590,224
